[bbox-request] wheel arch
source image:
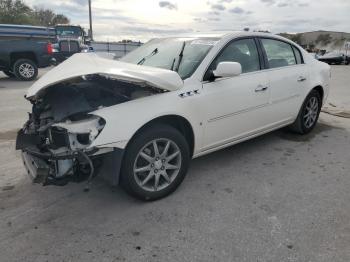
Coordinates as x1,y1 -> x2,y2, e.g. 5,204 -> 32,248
312,85 -> 324,103
10,52 -> 38,66
290,84 -> 324,134
125,114 -> 195,158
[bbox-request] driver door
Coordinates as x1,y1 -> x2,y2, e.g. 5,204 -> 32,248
200,38 -> 271,151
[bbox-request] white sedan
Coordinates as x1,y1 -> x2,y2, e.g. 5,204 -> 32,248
17,32 -> 331,200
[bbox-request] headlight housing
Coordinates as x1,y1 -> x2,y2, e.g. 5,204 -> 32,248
52,115 -> 105,150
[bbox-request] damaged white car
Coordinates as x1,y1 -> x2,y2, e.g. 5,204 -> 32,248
16,32 -> 331,200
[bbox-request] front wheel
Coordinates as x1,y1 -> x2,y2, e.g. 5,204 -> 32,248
289,90 -> 322,134
13,59 -> 38,81
120,124 -> 190,201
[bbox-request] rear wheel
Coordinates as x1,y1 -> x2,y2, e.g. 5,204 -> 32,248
289,90 -> 321,134
120,124 -> 190,201
13,59 -> 38,81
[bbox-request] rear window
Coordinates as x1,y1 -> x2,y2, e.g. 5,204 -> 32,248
292,46 -> 303,64
261,38 -> 296,68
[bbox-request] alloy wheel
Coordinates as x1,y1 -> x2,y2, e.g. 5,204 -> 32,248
303,96 -> 319,128
133,138 -> 182,192
18,63 -> 35,79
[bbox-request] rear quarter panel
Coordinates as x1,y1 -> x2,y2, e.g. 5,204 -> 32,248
304,53 -> 331,105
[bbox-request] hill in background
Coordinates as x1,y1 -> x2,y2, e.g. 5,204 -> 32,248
279,31 -> 350,53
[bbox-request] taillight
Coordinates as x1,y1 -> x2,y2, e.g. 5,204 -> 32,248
47,43 -> 53,55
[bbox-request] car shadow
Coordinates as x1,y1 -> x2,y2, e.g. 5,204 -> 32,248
2,121 -> 344,212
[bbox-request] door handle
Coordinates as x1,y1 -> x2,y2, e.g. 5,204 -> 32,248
255,85 -> 268,92
297,76 -> 307,82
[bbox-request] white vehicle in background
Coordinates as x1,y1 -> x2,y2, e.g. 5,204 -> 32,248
16,32 -> 331,200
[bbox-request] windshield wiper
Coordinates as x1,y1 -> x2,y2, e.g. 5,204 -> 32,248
170,58 -> 176,71
174,41 -> 186,72
137,48 -> 158,65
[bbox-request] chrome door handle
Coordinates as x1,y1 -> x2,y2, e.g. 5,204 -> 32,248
297,76 -> 307,82
255,85 -> 268,92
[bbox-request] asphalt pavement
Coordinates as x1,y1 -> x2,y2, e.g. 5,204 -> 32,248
0,65 -> 349,262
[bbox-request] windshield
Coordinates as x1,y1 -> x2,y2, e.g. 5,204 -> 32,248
55,26 -> 82,37
119,37 -> 218,79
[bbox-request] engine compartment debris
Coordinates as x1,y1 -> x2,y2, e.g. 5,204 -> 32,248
16,74 -> 165,187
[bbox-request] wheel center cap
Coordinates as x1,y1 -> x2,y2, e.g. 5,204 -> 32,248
154,160 -> 162,169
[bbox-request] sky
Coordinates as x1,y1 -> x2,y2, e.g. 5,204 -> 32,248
26,0 -> 350,42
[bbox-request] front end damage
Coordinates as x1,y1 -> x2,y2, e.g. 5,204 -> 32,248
16,73 -> 165,188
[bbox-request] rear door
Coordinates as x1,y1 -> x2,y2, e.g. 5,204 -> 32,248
259,38 -> 308,122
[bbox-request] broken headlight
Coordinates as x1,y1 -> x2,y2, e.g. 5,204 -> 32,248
52,115 -> 105,150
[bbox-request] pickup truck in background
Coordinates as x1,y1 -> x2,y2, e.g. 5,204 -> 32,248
0,24 -> 55,81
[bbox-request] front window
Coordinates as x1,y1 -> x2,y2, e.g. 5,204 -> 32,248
211,38 -> 261,74
119,37 -> 218,79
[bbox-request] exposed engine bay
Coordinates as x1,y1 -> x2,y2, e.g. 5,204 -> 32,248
16,74 -> 165,187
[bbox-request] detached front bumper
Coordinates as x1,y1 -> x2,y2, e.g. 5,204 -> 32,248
21,151 -> 49,183
16,129 -> 124,187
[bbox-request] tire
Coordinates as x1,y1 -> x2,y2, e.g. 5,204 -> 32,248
3,70 -> 15,78
289,90 -> 322,134
120,124 -> 190,201
13,59 -> 38,81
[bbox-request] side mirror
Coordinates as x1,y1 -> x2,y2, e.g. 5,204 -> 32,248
213,62 -> 242,78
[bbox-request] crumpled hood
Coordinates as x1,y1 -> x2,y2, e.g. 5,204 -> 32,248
26,53 -> 184,98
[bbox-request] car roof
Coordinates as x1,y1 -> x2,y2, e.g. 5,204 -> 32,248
158,31 -> 290,42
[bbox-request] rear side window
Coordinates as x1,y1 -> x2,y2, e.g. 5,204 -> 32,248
292,46 -> 303,64
261,38 -> 296,68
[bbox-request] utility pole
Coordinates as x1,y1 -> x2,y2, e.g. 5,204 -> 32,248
88,0 -> 93,41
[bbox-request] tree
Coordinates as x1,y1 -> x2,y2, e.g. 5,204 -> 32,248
0,0 -> 70,26
52,14 -> 69,25
33,8 -> 55,26
33,8 -> 70,26
0,0 -> 35,24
